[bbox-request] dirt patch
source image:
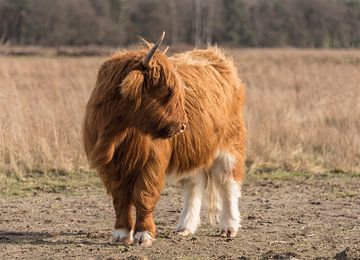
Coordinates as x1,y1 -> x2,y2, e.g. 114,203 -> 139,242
1,172 -> 359,259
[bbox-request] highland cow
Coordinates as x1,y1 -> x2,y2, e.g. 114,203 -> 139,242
83,32 -> 246,246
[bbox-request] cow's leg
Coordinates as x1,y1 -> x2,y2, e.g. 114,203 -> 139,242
132,167 -> 165,246
210,151 -> 243,238
218,177 -> 241,237
111,188 -> 134,244
99,167 -> 134,245
176,173 -> 205,236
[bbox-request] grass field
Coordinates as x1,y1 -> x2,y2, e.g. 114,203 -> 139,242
236,49 -> 360,174
0,48 -> 359,177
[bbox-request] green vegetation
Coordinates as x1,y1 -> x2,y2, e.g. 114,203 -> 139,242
0,170 -> 102,196
2,169 -> 359,197
246,171 -> 360,183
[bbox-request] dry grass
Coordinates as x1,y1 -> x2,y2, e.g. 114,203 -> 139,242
234,49 -> 360,173
0,56 -> 98,175
0,48 -> 359,176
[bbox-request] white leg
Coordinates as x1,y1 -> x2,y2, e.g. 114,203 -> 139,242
218,179 -> 241,237
209,150 -> 241,238
176,173 -> 205,236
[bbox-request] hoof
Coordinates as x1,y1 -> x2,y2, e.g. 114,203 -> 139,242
176,228 -> 193,237
220,229 -> 237,238
112,229 -> 134,245
134,231 -> 154,246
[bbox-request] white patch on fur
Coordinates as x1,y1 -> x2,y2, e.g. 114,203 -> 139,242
213,150 -> 236,176
112,228 -> 133,243
176,173 -> 205,234
134,231 -> 152,243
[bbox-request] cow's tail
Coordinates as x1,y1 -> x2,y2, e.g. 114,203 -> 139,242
205,171 -> 221,225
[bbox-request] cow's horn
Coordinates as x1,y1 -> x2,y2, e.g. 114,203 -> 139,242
142,31 -> 165,67
163,46 -> 169,54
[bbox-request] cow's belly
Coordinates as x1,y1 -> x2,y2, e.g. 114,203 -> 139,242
165,168 -> 197,186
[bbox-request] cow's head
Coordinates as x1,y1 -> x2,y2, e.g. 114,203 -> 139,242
119,32 -> 188,139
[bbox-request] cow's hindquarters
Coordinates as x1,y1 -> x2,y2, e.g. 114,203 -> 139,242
175,150 -> 244,237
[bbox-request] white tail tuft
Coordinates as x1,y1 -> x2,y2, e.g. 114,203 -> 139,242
205,171 -> 221,225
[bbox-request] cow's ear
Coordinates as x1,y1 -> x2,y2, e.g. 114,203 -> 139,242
120,70 -> 144,109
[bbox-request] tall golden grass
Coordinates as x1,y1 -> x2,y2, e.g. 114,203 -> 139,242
0,56 -> 98,174
235,49 -> 360,173
0,49 -> 359,175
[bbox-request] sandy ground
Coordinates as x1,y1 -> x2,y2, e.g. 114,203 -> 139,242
0,172 -> 359,259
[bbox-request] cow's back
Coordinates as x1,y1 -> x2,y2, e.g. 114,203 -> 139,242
169,48 -> 246,173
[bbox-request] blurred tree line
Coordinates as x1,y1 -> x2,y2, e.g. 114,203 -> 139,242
1,0 -> 360,48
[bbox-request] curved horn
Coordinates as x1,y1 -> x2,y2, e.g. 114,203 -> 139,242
163,46 -> 169,54
142,31 -> 165,67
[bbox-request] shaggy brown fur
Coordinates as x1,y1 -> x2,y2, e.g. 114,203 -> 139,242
83,40 -> 246,245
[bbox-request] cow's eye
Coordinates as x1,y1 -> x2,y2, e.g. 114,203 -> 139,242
158,87 -> 173,105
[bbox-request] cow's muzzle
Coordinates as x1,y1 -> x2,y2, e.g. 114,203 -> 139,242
155,122 -> 187,139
